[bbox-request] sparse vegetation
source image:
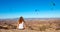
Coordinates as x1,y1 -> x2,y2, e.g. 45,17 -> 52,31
0,19 -> 60,32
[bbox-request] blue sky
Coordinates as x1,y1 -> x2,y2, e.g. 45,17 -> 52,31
0,0 -> 60,19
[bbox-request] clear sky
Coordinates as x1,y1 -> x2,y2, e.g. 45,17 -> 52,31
0,0 -> 60,19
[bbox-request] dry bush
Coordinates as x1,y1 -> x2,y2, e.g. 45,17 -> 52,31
27,23 -> 52,31
0,22 -> 17,29
55,24 -> 60,30
39,25 -> 48,31
56,28 -> 60,30
28,26 -> 40,31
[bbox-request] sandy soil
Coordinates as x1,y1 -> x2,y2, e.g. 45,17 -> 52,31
0,19 -> 60,32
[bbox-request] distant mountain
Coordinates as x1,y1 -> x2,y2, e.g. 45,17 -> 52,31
0,18 -> 60,21
24,18 -> 60,20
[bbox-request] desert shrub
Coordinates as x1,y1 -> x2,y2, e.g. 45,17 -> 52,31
28,24 -> 52,31
28,26 -> 34,30
7,24 -> 17,29
56,28 -> 60,30
12,26 -> 17,29
39,26 -> 46,31
39,25 -> 51,31
55,24 -> 60,30
28,26 -> 40,31
0,26 -> 8,29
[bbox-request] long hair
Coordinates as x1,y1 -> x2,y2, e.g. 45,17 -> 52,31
18,16 -> 24,24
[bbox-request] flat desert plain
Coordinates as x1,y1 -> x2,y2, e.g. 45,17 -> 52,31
0,18 -> 60,32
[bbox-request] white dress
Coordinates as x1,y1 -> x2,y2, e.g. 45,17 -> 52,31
18,22 -> 24,29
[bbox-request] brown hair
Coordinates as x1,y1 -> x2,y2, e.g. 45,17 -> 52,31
18,16 -> 24,24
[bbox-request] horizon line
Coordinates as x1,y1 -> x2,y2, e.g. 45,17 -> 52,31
0,17 -> 60,19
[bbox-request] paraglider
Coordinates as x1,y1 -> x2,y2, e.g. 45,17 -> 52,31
34,9 -> 39,15
35,9 -> 38,12
51,1 -> 56,6
50,0 -> 56,10
53,2 -> 55,6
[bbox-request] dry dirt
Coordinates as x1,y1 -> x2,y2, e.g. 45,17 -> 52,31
0,18 -> 60,32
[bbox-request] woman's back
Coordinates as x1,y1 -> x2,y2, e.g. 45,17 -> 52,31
17,16 -> 25,29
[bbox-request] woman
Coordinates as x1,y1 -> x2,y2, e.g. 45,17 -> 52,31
17,16 -> 25,30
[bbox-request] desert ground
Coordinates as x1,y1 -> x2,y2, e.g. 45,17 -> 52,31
0,18 -> 60,32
